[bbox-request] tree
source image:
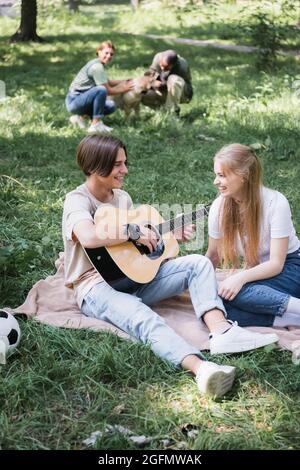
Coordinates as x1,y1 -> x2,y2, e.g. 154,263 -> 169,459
10,0 -> 43,42
130,0 -> 139,11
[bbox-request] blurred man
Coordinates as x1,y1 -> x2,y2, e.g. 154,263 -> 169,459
141,49 -> 193,115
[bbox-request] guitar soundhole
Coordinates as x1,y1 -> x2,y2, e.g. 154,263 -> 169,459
133,239 -> 165,259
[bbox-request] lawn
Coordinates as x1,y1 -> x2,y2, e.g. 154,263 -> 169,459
0,0 -> 300,450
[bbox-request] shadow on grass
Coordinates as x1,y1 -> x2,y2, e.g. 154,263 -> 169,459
0,30 -> 261,97
0,132 -> 81,183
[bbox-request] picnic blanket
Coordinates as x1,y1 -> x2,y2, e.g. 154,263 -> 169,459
4,252 -> 300,352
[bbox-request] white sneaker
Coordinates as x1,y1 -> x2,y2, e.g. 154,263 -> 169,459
87,122 -> 113,134
196,361 -> 236,397
210,321 -> 278,355
69,114 -> 89,129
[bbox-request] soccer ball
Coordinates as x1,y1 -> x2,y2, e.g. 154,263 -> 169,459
0,310 -> 21,364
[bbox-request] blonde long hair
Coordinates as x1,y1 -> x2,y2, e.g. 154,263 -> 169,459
214,143 -> 262,268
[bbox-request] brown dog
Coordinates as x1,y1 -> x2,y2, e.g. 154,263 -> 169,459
111,71 -> 161,118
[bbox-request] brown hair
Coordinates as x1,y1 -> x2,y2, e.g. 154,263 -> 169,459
214,143 -> 262,268
96,40 -> 115,56
76,135 -> 127,177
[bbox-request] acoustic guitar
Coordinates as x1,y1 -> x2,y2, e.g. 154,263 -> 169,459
85,204 -> 210,285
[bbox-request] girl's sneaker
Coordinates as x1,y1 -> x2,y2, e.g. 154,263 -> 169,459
69,114 -> 89,129
196,361 -> 236,397
87,121 -> 113,134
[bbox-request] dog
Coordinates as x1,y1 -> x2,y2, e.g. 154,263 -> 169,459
110,71 -> 161,118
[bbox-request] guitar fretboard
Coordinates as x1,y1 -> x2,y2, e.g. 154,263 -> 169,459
156,205 -> 210,235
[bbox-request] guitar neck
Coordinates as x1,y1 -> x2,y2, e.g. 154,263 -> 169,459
156,205 -> 210,235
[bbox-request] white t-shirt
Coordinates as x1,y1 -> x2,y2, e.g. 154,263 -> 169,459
62,183 -> 133,307
208,186 -> 300,263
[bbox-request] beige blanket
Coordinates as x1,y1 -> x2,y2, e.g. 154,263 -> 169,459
4,252 -> 300,352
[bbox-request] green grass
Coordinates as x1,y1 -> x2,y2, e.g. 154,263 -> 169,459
77,0 -> 300,50
1,1 -> 300,450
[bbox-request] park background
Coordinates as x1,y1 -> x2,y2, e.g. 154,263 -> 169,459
0,0 -> 300,450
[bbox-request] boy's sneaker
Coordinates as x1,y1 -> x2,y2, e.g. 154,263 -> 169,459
87,122 -> 113,134
69,114 -> 89,129
196,361 -> 236,397
209,321 -> 278,355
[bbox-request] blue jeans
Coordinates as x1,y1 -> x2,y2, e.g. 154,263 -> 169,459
224,248 -> 300,327
81,255 -> 226,366
65,86 -> 117,119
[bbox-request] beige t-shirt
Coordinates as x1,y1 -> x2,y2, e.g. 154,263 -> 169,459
62,183 -> 133,307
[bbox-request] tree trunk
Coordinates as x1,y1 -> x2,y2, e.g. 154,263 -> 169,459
68,0 -> 79,12
131,0 -> 139,11
10,0 -> 43,42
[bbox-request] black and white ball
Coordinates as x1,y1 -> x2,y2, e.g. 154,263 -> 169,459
0,311 -> 21,362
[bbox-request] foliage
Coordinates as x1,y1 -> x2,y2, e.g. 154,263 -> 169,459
243,0 -> 300,70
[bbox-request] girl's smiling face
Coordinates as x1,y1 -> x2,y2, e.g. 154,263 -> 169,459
213,160 -> 245,201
